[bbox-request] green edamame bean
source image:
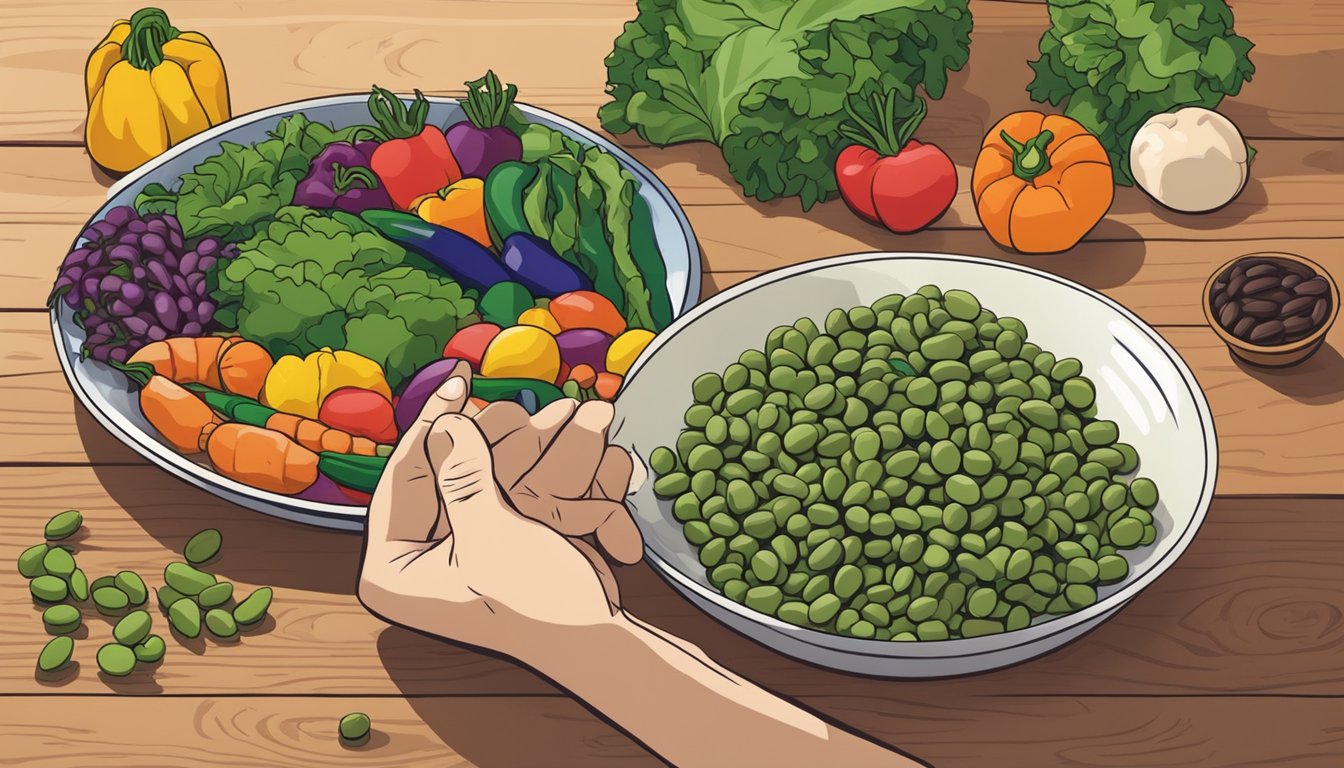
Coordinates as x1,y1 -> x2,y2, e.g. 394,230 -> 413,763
38,636 -> 74,672
1129,478 -> 1159,508
97,643 -> 137,677
31,575 -> 68,603
114,571 -> 148,606
18,543 -> 50,579
652,472 -> 690,498
43,604 -> 82,634
649,447 -> 677,475
163,563 -> 214,597
41,547 -> 75,579
169,598 -> 202,638
135,635 -> 166,663
68,569 -> 89,602
233,587 -> 273,627
44,510 -> 83,541
198,582 -> 234,608
183,528 -> 223,565
113,610 -> 153,646
206,608 -> 238,638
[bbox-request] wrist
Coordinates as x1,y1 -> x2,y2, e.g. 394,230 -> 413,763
510,609 -> 644,684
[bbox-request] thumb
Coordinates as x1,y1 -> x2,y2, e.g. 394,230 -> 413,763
426,413 -> 508,513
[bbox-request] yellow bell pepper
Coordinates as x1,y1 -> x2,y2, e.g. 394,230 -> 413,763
261,348 -> 392,420
412,178 -> 491,247
85,8 -> 230,173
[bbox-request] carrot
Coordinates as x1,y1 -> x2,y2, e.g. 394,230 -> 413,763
265,412 -> 382,457
594,372 -> 622,401
128,336 -> 273,398
130,368 -> 220,454
217,337 -> 272,399
568,363 -> 598,389
205,423 -> 319,495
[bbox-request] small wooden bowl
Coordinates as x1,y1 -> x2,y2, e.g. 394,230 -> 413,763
1203,252 -> 1339,368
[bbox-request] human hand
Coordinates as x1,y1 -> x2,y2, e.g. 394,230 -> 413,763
357,361 -> 643,660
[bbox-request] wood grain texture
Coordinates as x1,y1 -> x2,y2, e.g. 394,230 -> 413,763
0,0 -> 1338,144
3,312 -> 1339,494
2,469 -> 1341,697
1,694 -> 1343,768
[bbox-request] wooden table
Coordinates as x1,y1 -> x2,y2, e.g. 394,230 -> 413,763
2,1 -> 1341,765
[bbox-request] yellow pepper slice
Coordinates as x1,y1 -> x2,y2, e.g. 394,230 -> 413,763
413,178 -> 491,247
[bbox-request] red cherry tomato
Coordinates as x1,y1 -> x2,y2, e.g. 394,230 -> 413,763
443,323 -> 501,372
835,94 -> 956,234
319,387 -> 398,443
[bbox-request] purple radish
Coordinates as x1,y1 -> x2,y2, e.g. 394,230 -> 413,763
446,70 -> 523,178
293,140 -> 393,214
555,328 -> 613,372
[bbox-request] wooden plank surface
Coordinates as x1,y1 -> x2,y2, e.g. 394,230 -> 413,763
4,312 -> 1341,494
0,0 -> 1341,144
2,468 -> 1341,698
2,694 -> 1342,768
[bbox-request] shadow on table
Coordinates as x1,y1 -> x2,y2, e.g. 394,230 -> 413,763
1232,342 -> 1344,405
80,408 -> 363,595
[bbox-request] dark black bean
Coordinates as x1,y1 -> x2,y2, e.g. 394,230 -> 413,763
1213,279 -> 1228,293
1282,295 -> 1316,316
1232,316 -> 1257,338
1281,260 -> 1315,278
1241,276 -> 1280,296
1218,264 -> 1236,282
1249,320 -> 1285,344
1212,292 -> 1229,312
1263,288 -> 1293,305
1310,299 -> 1329,326
1227,274 -> 1247,298
1241,299 -> 1279,318
1231,263 -> 1248,279
1282,274 -> 1304,289
1218,301 -> 1240,327
1283,315 -> 1313,337
1245,263 -> 1279,279
1294,277 -> 1329,297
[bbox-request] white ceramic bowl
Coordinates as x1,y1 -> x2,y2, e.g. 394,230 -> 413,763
52,95 -> 701,530
612,253 -> 1217,677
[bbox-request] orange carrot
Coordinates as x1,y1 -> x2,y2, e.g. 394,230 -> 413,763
594,372 -> 622,401
129,336 -> 272,398
217,337 -> 272,399
138,374 -> 220,454
264,412 -> 382,457
568,363 -> 598,389
205,423 -> 318,495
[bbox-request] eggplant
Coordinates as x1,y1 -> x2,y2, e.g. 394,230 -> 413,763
394,358 -> 468,433
360,210 -> 509,292
293,141 -> 393,214
500,232 -> 592,298
555,328 -> 612,371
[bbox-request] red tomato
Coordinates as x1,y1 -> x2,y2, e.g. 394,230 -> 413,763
319,387 -> 398,443
443,323 -> 501,371
835,94 -> 956,234
555,361 -> 571,387
549,291 -> 625,337
339,484 -> 373,505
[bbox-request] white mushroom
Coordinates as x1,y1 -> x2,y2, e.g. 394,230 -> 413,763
1129,107 -> 1249,213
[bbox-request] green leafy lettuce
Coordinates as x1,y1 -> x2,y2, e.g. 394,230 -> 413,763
211,207 -> 476,389
136,115 -> 366,242
1027,0 -> 1255,184
600,0 -> 973,209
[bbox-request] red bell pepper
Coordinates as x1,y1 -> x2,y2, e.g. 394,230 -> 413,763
366,85 -> 462,210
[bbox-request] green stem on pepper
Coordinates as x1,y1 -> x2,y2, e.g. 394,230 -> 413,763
1000,129 -> 1054,182
122,7 -> 180,71
367,85 -> 430,140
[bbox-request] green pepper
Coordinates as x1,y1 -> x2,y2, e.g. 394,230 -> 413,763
471,377 -> 565,409
629,193 -> 673,330
484,161 -> 537,248
318,453 -> 384,494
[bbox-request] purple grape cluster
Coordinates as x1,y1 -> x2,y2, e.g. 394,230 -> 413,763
50,206 -> 238,364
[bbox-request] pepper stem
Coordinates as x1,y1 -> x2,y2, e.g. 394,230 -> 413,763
1000,129 -> 1054,182
332,164 -> 381,194
839,89 -> 927,157
367,85 -> 429,140
461,70 -> 518,129
122,7 -> 180,71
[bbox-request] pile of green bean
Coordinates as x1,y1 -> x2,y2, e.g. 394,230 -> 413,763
649,286 -> 1159,642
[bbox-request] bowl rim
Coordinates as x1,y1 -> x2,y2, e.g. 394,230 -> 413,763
56,93 -> 701,527
619,251 -> 1219,657
1201,252 -> 1340,354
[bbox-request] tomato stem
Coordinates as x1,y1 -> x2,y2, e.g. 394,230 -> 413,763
1000,129 -> 1054,182
840,90 -> 927,157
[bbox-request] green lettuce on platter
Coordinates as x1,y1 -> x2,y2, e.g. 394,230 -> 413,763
600,0 -> 973,210
1027,0 -> 1255,184
210,207 -> 476,389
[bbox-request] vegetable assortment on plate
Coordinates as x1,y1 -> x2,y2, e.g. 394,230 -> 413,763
53,72 -> 676,502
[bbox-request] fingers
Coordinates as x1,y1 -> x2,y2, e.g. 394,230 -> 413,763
596,510 -> 644,566
593,446 -> 633,501
516,497 -> 623,538
524,400 -> 614,498
425,413 -> 506,512
366,366 -> 471,546
491,398 -> 577,488
474,401 -> 531,445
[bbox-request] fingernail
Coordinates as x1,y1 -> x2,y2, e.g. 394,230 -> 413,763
444,376 -> 465,401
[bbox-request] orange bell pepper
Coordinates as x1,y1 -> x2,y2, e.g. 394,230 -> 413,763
412,177 -> 490,247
